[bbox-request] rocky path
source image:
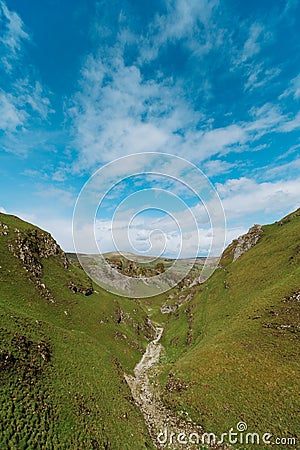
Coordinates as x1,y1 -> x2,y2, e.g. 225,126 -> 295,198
125,324 -> 219,449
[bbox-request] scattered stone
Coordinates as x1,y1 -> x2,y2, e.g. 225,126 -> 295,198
165,373 -> 189,392
67,281 -> 93,296
284,291 -> 300,302
160,304 -> 177,314
124,324 -> 218,450
0,221 -> 9,236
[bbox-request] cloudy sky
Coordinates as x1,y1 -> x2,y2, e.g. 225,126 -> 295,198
0,0 -> 299,256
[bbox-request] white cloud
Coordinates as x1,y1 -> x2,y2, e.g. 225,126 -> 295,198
241,24 -> 264,62
0,81 -> 51,134
279,111 -> 300,132
276,143 -> 300,161
247,103 -> 285,133
196,124 -> 247,153
36,187 -> 76,207
0,0 -> 30,71
262,158 -> 300,180
65,0 -> 300,177
69,66 -> 300,171
139,0 -> 220,62
279,73 -> 300,100
202,159 -> 236,177
216,177 -> 300,220
69,10 -> 299,175
290,75 -> 300,99
0,90 -> 27,131
244,65 -> 281,91
0,3 -> 52,145
17,80 -> 52,120
94,216 -> 212,258
68,47 -> 207,171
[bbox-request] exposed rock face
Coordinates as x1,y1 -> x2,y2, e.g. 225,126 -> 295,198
67,281 -> 93,296
142,316 -> 157,340
8,228 -> 69,277
105,255 -> 166,278
7,226 -> 69,302
113,299 -> 156,341
233,224 -> 263,261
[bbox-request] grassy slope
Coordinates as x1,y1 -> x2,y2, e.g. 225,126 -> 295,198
161,210 -> 300,447
0,213 -> 155,449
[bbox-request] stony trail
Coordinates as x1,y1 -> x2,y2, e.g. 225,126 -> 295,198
125,324 -> 222,449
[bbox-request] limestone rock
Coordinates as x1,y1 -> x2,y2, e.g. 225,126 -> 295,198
8,227 -> 69,302
233,224 -> 263,261
8,228 -> 69,277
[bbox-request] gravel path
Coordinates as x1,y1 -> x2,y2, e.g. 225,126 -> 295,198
125,324 -> 222,449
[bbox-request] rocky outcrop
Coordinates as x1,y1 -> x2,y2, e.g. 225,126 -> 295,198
277,207 -> 300,226
160,304 -> 177,314
105,255 -> 166,278
8,228 -> 69,277
142,316 -> 157,340
67,281 -> 93,296
232,224 -> 263,261
6,224 -> 94,299
113,299 -> 156,341
6,226 -> 69,302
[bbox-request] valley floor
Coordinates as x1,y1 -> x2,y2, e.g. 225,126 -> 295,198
125,323 -> 224,450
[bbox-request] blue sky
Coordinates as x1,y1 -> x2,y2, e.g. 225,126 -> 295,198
0,0 -> 300,256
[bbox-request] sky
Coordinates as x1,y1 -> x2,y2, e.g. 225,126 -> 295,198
0,0 -> 300,257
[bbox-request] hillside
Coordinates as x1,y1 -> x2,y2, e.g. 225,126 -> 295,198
0,210 -> 299,449
158,209 -> 300,447
67,252 -> 216,298
0,213 -> 156,449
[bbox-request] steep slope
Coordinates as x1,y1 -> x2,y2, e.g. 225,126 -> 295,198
0,213 -> 156,449
160,209 -> 300,447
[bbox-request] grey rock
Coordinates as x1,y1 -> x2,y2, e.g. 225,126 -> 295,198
233,224 -> 263,261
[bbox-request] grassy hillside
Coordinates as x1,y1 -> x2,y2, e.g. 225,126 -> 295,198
1,209 -> 299,449
0,213 -> 155,449
160,209 -> 300,448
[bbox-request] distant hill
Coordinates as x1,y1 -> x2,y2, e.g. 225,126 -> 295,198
66,251 -> 218,298
0,210 -> 299,449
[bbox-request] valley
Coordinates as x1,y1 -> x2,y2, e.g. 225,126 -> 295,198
0,210 -> 299,449
67,252 -> 218,298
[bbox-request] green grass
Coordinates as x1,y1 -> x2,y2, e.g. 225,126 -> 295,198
0,213 -> 155,449
1,209 -> 299,449
160,210 -> 300,448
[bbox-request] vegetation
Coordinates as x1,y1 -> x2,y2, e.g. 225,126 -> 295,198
0,209 -> 299,449
105,254 -> 166,278
159,209 -> 300,448
0,213 -> 155,449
